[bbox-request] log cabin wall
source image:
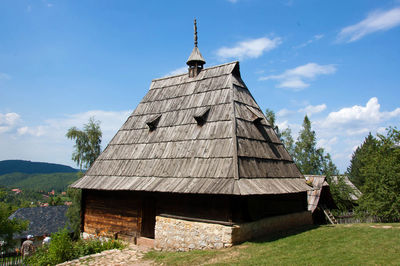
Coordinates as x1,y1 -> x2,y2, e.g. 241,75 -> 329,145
156,193 -> 232,222
231,192 -> 308,223
82,190 -> 142,238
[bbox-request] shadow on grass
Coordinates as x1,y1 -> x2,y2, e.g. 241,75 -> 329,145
248,224 -> 321,244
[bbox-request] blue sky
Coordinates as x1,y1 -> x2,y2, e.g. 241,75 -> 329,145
0,0 -> 399,172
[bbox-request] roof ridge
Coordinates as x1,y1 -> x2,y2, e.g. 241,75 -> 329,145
153,61 -> 239,81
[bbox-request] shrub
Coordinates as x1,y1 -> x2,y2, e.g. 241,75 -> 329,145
26,229 -> 125,266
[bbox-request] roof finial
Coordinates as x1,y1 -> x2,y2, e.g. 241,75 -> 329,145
194,19 -> 198,47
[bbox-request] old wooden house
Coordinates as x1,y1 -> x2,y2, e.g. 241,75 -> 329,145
71,21 -> 312,250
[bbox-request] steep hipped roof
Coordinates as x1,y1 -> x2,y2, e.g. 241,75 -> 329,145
71,62 -> 309,195
9,206 -> 69,239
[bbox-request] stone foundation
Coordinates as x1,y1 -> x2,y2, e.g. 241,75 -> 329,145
154,211 -> 312,251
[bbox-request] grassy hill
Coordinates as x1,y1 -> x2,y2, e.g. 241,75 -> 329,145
0,172 -> 80,192
145,223 -> 400,265
0,160 -> 78,175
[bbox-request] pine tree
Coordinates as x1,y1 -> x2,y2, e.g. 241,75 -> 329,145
356,127 -> 400,222
293,115 -> 322,175
347,133 -> 378,189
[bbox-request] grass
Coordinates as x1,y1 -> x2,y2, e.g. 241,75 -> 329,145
144,223 -> 400,265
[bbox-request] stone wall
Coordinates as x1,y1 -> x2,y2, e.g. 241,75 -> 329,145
154,216 -> 234,251
154,211 -> 312,251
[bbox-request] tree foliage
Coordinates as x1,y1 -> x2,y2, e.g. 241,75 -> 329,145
66,118 -> 102,239
347,133 -> 378,189
293,115 -> 339,176
355,127 -> 400,222
66,117 -> 102,170
265,108 -> 295,156
327,175 -> 356,214
0,204 -> 27,252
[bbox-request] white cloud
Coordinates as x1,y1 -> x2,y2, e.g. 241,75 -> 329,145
0,110 -> 131,167
294,34 -> 324,49
0,112 -> 21,133
277,108 -> 295,118
17,126 -> 46,137
260,63 -> 336,90
323,97 -> 400,128
216,37 -> 282,60
165,66 -> 187,77
0,73 -> 11,80
338,7 -> 400,42
298,104 -> 327,116
317,137 -> 337,152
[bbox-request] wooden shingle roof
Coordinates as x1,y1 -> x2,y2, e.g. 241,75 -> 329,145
9,206 -> 69,239
71,61 -> 309,195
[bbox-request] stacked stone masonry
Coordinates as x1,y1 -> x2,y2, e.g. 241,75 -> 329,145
154,211 -> 312,251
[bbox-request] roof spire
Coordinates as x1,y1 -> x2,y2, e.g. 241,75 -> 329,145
194,19 -> 198,47
187,19 -> 206,77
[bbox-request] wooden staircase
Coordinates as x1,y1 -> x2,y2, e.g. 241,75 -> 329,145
322,205 -> 338,224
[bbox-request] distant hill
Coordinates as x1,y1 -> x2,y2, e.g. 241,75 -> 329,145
0,172 -> 80,192
0,160 -> 78,175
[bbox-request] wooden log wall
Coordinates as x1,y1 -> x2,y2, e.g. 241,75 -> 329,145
83,190 -> 142,238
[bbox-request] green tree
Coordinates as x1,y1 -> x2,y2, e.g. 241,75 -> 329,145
265,108 -> 295,155
66,118 -> 102,239
293,115 -> 324,174
66,117 -> 102,170
0,204 -> 27,252
347,133 -> 378,189
265,108 -> 281,139
66,181 -> 82,239
326,175 -> 357,214
356,127 -> 400,222
281,127 -> 295,156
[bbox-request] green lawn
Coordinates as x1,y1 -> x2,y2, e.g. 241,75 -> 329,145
145,223 -> 400,265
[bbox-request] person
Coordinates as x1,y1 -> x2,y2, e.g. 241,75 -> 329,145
21,235 -> 35,258
42,234 -> 51,245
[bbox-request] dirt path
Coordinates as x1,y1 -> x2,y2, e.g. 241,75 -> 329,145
58,243 -> 153,266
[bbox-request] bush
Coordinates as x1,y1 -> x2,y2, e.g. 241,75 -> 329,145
26,229 -> 125,265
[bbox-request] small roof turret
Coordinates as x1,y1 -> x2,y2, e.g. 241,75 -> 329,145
187,19 -> 205,77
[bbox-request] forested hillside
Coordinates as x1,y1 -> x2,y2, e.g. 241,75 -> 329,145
0,160 -> 78,175
0,172 -> 80,192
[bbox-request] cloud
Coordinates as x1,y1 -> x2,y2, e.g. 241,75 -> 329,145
294,34 -> 324,49
322,97 -> 400,128
277,108 -> 295,118
165,66 -> 187,77
317,136 -> 337,152
298,104 -> 327,116
338,7 -> 400,42
0,113 -> 21,133
0,110 -> 132,167
17,126 -> 46,137
259,63 -> 336,90
0,73 -> 11,80
216,37 -> 282,60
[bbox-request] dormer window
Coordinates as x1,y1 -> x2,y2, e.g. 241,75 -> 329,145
146,115 -> 161,131
246,105 -> 264,125
194,107 -> 210,126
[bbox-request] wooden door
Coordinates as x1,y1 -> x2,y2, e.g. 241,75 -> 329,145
141,197 -> 156,238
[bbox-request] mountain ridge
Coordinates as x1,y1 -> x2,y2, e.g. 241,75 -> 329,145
0,160 -> 78,175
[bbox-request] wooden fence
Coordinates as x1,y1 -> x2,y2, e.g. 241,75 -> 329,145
0,252 -> 23,266
336,212 -> 380,224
